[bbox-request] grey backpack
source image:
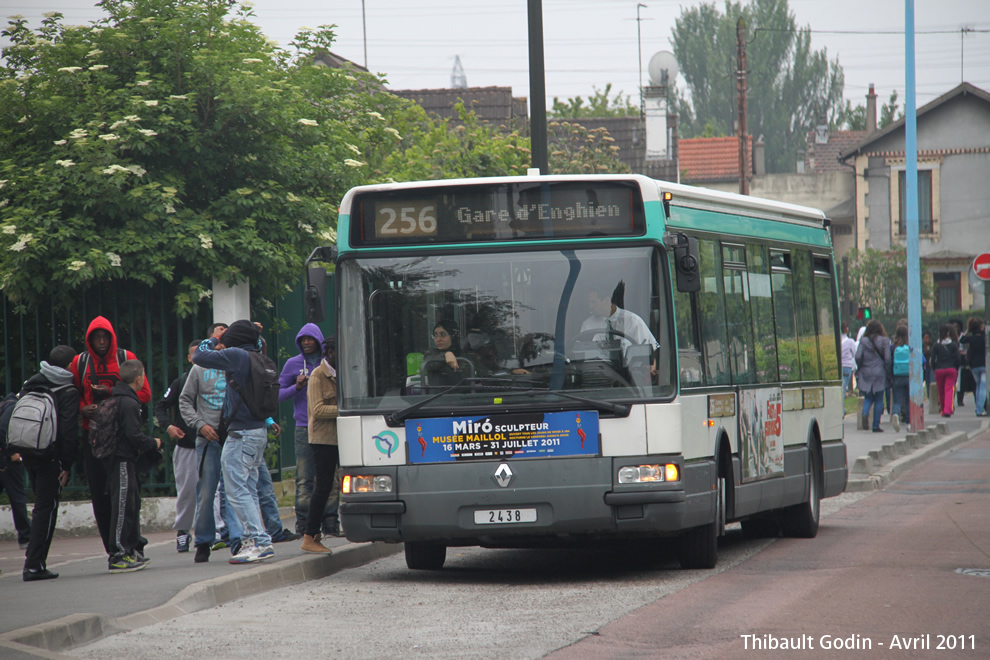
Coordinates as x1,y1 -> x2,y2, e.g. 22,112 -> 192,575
5,385 -> 71,459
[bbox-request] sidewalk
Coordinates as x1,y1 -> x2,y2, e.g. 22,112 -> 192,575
842,407 -> 987,491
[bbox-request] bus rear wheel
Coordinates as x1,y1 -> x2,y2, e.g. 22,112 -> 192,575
677,475 -> 723,569
779,448 -> 821,538
404,542 -> 447,570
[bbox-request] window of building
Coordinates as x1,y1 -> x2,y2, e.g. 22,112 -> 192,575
933,272 -> 961,311
890,161 -> 939,237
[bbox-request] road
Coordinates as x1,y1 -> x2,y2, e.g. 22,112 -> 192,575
71,432 -> 990,659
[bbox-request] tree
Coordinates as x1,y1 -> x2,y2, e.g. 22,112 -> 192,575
670,0 -> 845,173
835,90 -> 903,131
548,121 -> 631,174
549,84 -> 639,118
847,248 -> 932,317
0,0 -> 407,314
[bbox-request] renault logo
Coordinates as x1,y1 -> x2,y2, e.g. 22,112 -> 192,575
493,463 -> 513,488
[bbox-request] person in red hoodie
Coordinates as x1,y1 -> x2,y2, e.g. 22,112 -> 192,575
69,316 -> 152,555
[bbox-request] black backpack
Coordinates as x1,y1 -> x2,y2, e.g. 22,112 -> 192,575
227,351 -> 279,421
89,396 -> 123,459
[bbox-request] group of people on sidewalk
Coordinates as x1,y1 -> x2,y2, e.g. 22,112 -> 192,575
1,315 -> 340,580
841,316 -> 987,434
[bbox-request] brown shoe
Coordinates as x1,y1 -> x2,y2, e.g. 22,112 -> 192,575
301,534 -> 332,554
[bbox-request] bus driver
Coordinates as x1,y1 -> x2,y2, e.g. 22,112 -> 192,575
580,282 -> 659,377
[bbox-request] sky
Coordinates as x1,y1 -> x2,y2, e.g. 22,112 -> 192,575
2,0 -> 989,111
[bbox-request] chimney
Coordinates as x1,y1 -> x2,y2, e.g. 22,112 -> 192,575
866,84 -> 877,134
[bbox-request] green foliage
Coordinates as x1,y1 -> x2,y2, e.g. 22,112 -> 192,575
0,0 -> 407,315
381,101 -> 531,181
549,84 -> 639,118
835,90 -> 903,131
847,248 -> 933,317
548,121 -> 630,174
670,0 -> 845,173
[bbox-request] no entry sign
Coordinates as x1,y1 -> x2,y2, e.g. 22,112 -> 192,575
974,253 -> 990,281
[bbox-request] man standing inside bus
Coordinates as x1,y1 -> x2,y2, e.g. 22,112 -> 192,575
581,282 -> 659,377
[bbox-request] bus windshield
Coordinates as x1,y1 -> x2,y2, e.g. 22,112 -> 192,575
339,246 -> 675,412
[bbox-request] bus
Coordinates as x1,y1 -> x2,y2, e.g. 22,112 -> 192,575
324,172 -> 847,570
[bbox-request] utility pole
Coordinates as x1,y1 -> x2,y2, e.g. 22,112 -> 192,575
362,0 -> 368,68
637,3 -> 647,117
736,17 -> 749,195
905,0 -> 925,432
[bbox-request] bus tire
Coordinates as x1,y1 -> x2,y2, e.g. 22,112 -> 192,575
677,473 -> 723,569
404,542 -> 446,570
779,447 -> 821,538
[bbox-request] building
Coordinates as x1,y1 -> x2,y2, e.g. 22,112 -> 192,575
839,82 -> 990,311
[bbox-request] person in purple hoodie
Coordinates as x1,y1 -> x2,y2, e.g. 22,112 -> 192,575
278,323 -> 338,536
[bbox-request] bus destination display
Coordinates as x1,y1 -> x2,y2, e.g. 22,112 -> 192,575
354,181 -> 644,245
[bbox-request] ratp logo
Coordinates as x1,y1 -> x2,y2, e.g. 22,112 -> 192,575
373,430 -> 399,458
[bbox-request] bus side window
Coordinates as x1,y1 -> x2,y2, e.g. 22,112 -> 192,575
747,244 -> 779,383
672,255 -> 703,388
697,238 -> 730,386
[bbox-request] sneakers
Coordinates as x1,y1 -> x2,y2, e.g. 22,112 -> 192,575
228,540 -> 274,564
23,567 -> 59,582
176,531 -> 191,553
891,414 -> 900,432
271,529 -> 302,543
109,554 -> 151,573
194,544 -> 211,563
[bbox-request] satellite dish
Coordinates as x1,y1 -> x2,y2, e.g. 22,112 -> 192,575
648,51 -> 679,87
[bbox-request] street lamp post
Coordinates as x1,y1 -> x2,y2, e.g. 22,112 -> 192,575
637,3 -> 647,117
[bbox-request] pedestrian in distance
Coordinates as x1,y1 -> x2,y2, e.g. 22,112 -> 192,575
888,324 -> 910,432
301,335 -> 339,554
279,322 -> 339,537
1,346 -> 80,581
104,360 -> 162,573
951,318 -> 971,409
931,323 -> 962,418
960,317 -> 987,416
192,320 -> 280,564
69,316 -> 152,558
840,321 -> 856,397
855,319 -> 891,432
153,340 -> 200,553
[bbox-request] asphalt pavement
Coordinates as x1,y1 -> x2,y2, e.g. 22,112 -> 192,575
0,405 -> 985,658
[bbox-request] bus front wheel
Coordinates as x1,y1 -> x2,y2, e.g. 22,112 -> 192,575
676,474 -> 723,569
405,542 -> 447,570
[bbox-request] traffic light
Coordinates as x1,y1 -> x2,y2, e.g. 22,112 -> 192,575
856,306 -> 872,321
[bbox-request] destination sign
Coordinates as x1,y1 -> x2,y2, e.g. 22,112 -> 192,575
351,181 -> 644,246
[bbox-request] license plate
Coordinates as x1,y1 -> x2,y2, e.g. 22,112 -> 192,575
474,508 -> 537,525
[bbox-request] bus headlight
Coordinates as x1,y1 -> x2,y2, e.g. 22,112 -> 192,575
343,474 -> 394,493
618,464 -> 680,484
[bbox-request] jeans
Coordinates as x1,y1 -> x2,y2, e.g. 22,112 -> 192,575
972,366 -> 987,415
256,459 -> 284,538
194,438 -> 243,548
221,428 -> 271,548
861,390 -> 884,430
842,367 -> 853,396
305,444 -> 340,537
891,375 -> 910,424
293,426 -> 338,534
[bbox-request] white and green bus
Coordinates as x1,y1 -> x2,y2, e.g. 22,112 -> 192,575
327,172 -> 847,570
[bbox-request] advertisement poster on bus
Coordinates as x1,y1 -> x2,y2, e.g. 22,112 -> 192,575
405,411 -> 599,464
739,388 -> 784,481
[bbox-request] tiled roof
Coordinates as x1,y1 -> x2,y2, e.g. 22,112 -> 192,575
805,130 -> 865,173
679,136 -> 752,183
392,87 -> 524,124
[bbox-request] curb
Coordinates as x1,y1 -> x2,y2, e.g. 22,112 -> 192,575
845,420 -> 987,492
0,541 -> 402,655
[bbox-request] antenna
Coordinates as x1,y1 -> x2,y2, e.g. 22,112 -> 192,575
648,51 -> 679,88
451,55 -> 467,89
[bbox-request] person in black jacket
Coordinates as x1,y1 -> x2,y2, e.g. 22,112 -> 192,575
106,360 -> 162,573
153,341 -> 199,553
17,345 -> 80,581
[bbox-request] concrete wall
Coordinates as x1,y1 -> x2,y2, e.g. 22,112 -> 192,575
750,171 -> 855,212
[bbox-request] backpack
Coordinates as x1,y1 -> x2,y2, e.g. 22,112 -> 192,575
4,384 -> 73,459
226,351 -> 279,421
89,396 -> 123,459
892,344 -> 910,376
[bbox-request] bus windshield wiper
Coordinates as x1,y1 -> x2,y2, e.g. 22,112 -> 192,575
387,377 -> 629,425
